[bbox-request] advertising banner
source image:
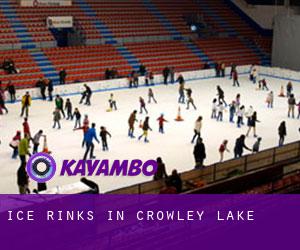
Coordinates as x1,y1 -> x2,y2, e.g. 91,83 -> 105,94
47,16 -> 73,28
20,0 -> 72,7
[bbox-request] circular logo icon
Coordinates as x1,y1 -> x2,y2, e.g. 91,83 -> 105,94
26,153 -> 56,182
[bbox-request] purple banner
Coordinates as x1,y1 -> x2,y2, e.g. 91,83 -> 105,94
0,195 -> 299,250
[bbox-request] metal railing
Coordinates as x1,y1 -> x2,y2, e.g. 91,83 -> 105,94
107,140 -> 300,194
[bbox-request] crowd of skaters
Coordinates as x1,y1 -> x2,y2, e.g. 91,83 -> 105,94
0,62 -> 300,194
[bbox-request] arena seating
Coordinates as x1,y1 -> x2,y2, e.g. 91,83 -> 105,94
125,40 -> 203,73
0,49 -> 43,88
194,37 -> 261,65
42,45 -> 132,83
0,0 -> 273,89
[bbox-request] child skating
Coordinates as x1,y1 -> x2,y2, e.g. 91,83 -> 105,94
108,93 -> 117,111
211,98 -> 217,119
216,102 -> 225,122
73,108 -> 81,129
128,110 -> 138,138
148,88 -> 157,104
139,97 -> 148,114
266,91 -> 274,108
100,126 -> 112,151
219,140 -> 230,162
185,88 -> 197,110
65,98 -> 73,120
157,114 -> 168,133
138,117 -> 152,143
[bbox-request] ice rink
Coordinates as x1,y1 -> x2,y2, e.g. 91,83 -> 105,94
0,73 -> 299,194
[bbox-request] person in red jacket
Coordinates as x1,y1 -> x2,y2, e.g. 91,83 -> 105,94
157,114 -> 168,134
22,118 -> 31,139
10,131 -> 21,159
233,70 -> 240,87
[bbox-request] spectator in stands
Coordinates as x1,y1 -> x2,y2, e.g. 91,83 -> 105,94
111,67 -> 119,79
128,75 -> 133,88
149,71 -> 154,85
59,68 -> 67,85
2,58 -> 17,74
47,79 -> 54,101
221,62 -> 225,77
170,67 -> 175,84
133,71 -> 139,87
162,67 -> 170,84
234,135 -> 251,158
169,169 -> 182,193
105,68 -> 111,80
139,64 -> 147,76
203,62 -> 210,70
17,162 -> 29,195
193,137 -> 206,169
36,77 -> 46,101
6,81 -> 16,103
215,62 -> 220,77
20,92 -> 31,118
278,121 -> 287,147
153,157 -> 168,181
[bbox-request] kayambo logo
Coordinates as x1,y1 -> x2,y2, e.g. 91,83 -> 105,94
26,153 -> 57,182
26,153 -> 158,182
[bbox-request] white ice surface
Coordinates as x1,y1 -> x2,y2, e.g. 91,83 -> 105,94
0,75 -> 299,193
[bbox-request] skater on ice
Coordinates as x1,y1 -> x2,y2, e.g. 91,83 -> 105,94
20,92 -> 31,118
211,98 -> 217,119
108,93 -> 117,111
278,121 -> 287,146
138,116 -> 152,143
83,123 -> 99,160
157,114 -> 168,134
139,97 -> 148,114
219,140 -> 230,162
73,108 -> 81,129
288,94 -> 296,118
185,88 -> 197,110
193,137 -> 206,169
266,91 -> 274,108
229,101 -> 236,123
65,98 -> 73,120
191,116 -> 202,144
234,135 -> 251,158
217,85 -> 227,106
252,137 -> 262,153
246,111 -> 259,137
100,126 -> 112,151
128,110 -> 138,138
53,108 -> 62,129
148,88 -> 157,104
55,95 -> 65,118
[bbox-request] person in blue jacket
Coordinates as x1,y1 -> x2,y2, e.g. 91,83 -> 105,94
83,123 -> 99,160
